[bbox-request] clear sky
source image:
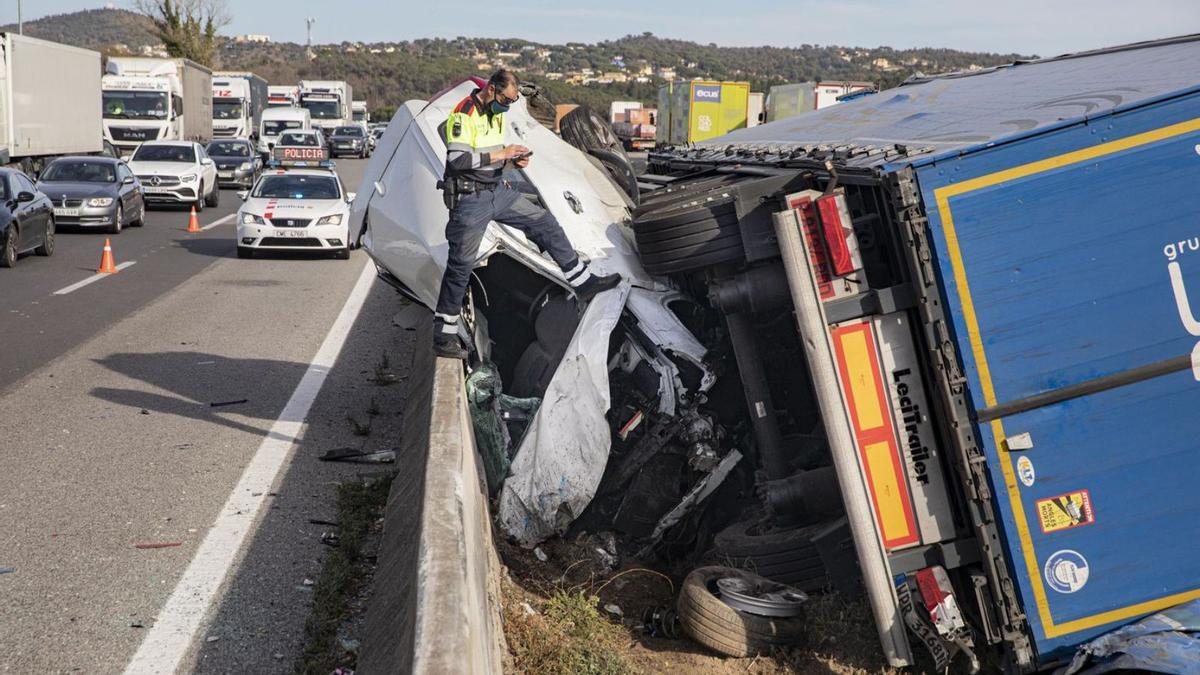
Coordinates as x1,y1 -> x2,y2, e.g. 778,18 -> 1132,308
12,0 -> 1200,57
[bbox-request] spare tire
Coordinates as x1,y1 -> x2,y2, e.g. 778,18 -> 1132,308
560,105 -> 626,157
633,191 -> 744,275
676,566 -> 806,657
589,147 -> 639,206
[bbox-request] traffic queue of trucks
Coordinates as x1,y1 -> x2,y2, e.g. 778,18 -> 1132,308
299,80 -> 354,133
211,71 -> 269,140
102,57 -> 214,155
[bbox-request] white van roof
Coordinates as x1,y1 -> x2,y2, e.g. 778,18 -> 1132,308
262,107 -> 309,121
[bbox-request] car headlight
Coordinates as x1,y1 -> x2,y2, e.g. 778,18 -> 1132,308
238,162 -> 252,171
88,197 -> 114,207
241,212 -> 266,225
315,213 -> 343,226
181,173 -> 198,183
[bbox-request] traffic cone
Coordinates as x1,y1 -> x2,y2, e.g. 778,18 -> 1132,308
186,205 -> 201,233
97,238 -> 118,274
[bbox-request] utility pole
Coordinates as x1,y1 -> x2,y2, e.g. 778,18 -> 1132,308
305,17 -> 315,60
17,0 -> 22,35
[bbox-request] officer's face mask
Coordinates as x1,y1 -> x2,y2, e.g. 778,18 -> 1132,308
491,87 -> 518,114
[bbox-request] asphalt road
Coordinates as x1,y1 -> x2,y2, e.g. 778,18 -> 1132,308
0,157 -> 420,673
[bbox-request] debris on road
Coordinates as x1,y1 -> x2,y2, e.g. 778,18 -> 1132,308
318,448 -> 396,464
209,398 -> 248,407
134,542 -> 183,549
0,567 -> 14,575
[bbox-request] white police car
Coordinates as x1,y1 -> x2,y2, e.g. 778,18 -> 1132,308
235,148 -> 354,259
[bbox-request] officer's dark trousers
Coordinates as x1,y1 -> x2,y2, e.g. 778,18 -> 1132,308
434,183 -> 580,317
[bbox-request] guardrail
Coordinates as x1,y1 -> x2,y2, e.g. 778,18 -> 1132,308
359,320 -> 507,674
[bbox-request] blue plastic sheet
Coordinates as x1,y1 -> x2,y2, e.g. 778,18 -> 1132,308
1058,599 -> 1200,675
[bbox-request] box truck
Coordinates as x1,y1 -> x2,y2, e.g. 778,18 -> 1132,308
642,35 -> 1200,673
655,80 -> 750,145
212,71 -> 268,139
0,33 -> 103,171
352,100 -> 370,123
764,80 -> 876,123
612,107 -> 656,151
267,85 -> 298,107
103,57 -> 212,155
298,80 -> 353,133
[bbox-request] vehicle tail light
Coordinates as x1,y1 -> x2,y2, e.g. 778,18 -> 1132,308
816,192 -> 862,275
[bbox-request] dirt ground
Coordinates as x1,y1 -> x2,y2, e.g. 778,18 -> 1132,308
497,534 -> 913,675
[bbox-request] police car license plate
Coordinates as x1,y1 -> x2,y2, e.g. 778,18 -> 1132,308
54,207 -> 80,217
274,229 -> 306,238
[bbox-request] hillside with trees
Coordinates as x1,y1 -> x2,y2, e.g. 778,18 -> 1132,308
11,8 -> 1030,117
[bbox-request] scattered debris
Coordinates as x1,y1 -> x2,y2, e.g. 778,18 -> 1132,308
321,531 -> 341,547
129,620 -> 144,628
0,566 -> 14,575
641,606 -> 681,639
273,652 -> 284,660
603,603 -> 623,618
205,635 -> 220,643
134,542 -> 182,550
346,415 -> 372,437
318,448 -> 396,464
533,547 -> 548,563
303,577 -> 315,586
520,602 -> 537,616
309,519 -> 340,527
676,567 -> 807,658
209,399 -> 248,407
139,409 -> 150,415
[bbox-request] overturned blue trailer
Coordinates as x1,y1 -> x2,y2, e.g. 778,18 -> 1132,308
644,35 -> 1200,671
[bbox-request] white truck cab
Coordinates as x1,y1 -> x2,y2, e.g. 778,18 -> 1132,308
102,57 -> 212,155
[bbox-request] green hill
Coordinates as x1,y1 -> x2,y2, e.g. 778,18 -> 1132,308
2,8 -> 157,51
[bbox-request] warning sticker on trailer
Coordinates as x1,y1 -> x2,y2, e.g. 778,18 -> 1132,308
1036,490 -> 1095,534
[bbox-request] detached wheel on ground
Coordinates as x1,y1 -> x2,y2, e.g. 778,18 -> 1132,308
676,566 -> 806,658
633,190 -> 745,276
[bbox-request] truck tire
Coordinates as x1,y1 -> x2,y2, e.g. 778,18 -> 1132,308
712,520 -> 830,591
560,106 -> 626,158
676,566 -> 806,658
633,192 -> 744,275
588,147 -> 639,206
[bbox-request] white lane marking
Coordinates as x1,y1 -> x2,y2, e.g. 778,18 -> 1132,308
52,262 -> 137,295
122,261 -> 375,675
201,213 -> 236,231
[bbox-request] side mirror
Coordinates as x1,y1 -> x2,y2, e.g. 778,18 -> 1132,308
16,191 -> 35,203
346,192 -> 356,202
200,157 -> 214,166
122,176 -> 135,185
237,190 -> 249,201
121,155 -> 132,163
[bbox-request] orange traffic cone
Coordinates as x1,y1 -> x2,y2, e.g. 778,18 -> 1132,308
97,238 -> 118,274
186,205 -> 201,233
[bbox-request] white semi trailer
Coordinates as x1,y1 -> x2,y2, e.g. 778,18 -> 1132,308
0,33 -> 104,172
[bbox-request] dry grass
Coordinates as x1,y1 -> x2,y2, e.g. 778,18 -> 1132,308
504,583 -> 633,675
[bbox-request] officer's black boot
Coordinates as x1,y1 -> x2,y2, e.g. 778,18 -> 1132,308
574,271 -> 622,303
433,332 -> 468,360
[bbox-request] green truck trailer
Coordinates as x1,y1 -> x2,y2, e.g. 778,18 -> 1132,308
656,80 -> 750,145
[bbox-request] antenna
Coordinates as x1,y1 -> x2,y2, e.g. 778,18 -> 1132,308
305,17 -> 316,59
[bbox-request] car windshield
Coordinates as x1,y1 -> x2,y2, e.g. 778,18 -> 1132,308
213,100 -> 243,119
302,99 -> 340,119
207,141 -> 250,157
264,120 -> 302,136
279,133 -> 318,147
103,91 -> 169,120
132,144 -> 196,163
40,161 -> 116,183
334,126 -> 363,137
252,174 -> 340,200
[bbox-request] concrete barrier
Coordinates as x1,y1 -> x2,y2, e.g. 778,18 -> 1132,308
360,319 -> 507,674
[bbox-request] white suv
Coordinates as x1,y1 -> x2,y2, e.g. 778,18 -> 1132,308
127,141 -> 220,211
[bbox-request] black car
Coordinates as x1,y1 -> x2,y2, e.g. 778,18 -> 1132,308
205,139 -> 262,189
0,168 -> 54,267
328,125 -> 370,158
36,157 -> 144,235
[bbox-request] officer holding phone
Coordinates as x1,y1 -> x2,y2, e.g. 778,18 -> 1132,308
433,69 -> 621,359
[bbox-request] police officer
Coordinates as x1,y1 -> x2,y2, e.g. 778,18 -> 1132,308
433,69 -> 621,359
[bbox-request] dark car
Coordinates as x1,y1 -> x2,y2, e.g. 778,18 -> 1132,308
36,157 -> 144,235
205,139 -> 262,189
0,168 -> 54,267
329,125 -> 370,158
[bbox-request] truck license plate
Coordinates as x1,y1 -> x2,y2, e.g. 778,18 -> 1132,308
54,208 -> 80,217
274,229 -> 306,238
